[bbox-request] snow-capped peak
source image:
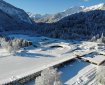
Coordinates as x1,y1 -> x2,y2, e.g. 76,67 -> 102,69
84,3 -> 105,11
98,3 -> 105,7
28,3 -> 105,23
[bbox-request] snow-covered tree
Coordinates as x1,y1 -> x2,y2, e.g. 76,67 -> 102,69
54,80 -> 62,85
96,66 -> 105,85
0,37 -> 33,55
0,38 -> 20,55
35,67 -> 62,85
90,36 -> 97,42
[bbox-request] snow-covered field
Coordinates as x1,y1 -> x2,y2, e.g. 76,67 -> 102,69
0,34 -> 105,85
25,59 -> 96,85
0,35 -> 77,84
64,63 -> 96,85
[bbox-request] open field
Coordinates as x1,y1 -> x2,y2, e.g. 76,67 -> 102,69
0,34 -> 105,85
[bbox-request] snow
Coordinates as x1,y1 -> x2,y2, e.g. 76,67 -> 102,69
0,0 -> 32,23
0,34 -> 105,85
65,64 -> 96,85
25,60 -> 96,85
0,35 -> 78,84
84,3 -> 105,11
0,51 -> 76,84
81,54 -> 105,65
28,3 -> 105,23
28,6 -> 83,23
60,59 -> 90,83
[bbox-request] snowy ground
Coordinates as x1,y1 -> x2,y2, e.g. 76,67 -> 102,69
0,35 -> 77,84
0,34 -> 105,85
65,63 -> 97,85
25,59 -> 97,85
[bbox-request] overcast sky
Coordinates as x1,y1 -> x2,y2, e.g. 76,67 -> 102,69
5,0 -> 105,14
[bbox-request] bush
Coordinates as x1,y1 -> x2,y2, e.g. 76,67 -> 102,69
96,66 -> 105,85
0,37 -> 32,55
0,39 -> 20,55
35,67 -> 62,85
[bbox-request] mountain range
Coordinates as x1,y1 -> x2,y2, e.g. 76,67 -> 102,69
0,0 -> 105,40
28,3 -> 105,23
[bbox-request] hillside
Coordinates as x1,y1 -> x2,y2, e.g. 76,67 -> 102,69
0,0 -> 33,32
35,10 -> 105,40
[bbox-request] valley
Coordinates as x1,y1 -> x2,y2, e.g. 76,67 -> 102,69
0,34 -> 105,85
0,0 -> 105,85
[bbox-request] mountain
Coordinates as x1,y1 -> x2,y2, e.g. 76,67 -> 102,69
35,10 -> 105,40
1,0 -> 105,40
27,12 -> 51,20
27,12 -> 42,21
28,6 -> 84,23
29,3 -> 105,23
0,0 -> 33,32
0,0 -> 32,23
84,3 -> 105,11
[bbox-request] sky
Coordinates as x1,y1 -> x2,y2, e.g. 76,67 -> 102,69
5,0 -> 105,14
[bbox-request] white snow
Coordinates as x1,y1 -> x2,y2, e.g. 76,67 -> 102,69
28,3 -> 105,23
65,64 -> 97,85
0,34 -> 105,85
0,0 -> 32,23
25,60 -> 96,85
84,3 -> 105,11
0,35 -> 78,84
